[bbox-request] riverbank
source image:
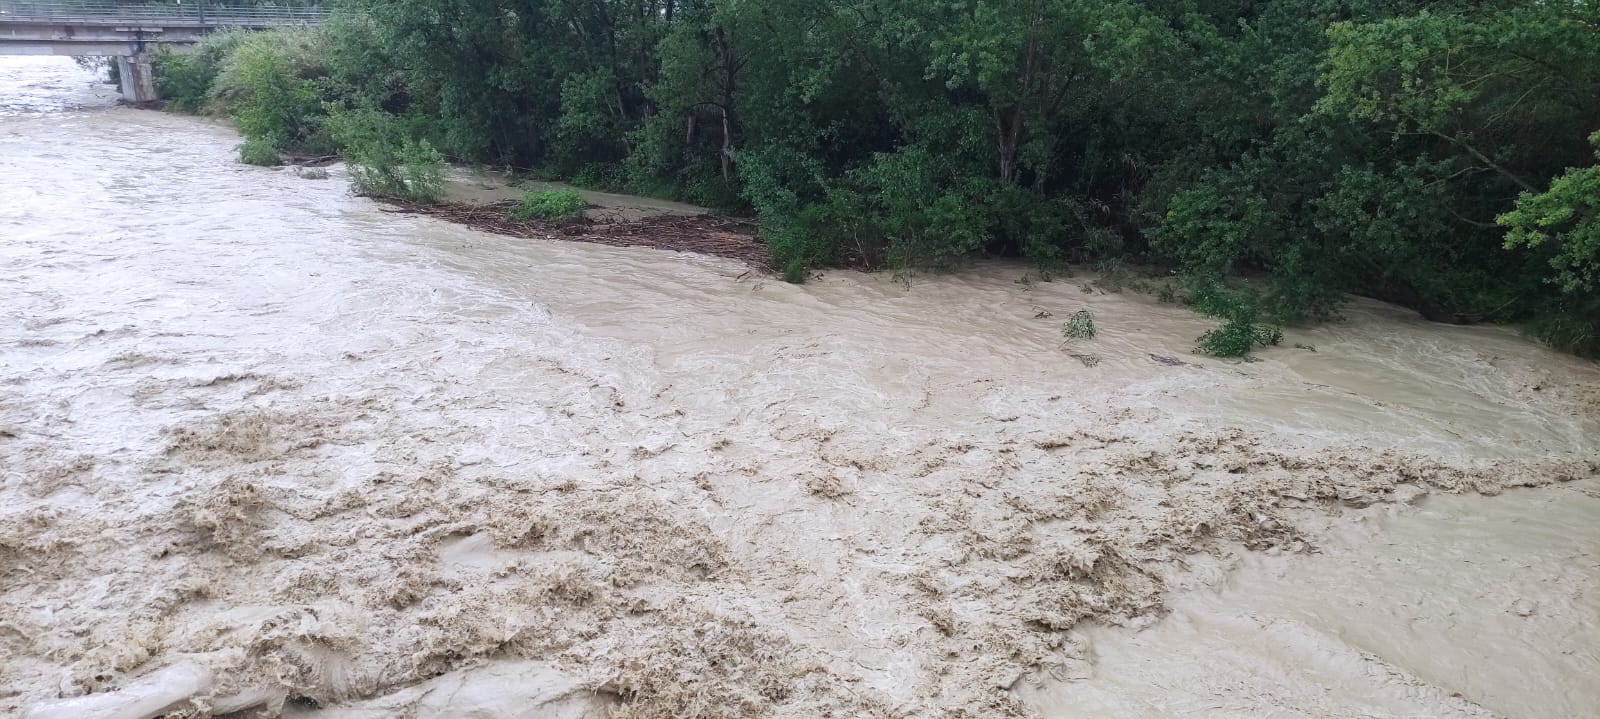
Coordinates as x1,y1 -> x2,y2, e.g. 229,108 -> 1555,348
141,5 -> 1600,358
3,56 -> 1599,719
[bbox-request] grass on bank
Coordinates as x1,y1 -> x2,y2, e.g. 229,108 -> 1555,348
510,189 -> 587,224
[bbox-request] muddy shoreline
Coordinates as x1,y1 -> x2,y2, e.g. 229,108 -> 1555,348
376,199 -> 772,271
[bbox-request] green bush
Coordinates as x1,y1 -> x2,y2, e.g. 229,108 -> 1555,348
739,146 -> 864,276
511,189 -> 588,223
1183,276 -> 1285,357
1197,318 -> 1283,357
327,108 -> 447,203
860,149 -> 986,273
1532,295 -> 1600,358
1063,310 -> 1097,339
238,136 -> 280,166
1500,131 -> 1600,296
153,31 -> 248,114
351,138 -> 445,203
211,28 -> 335,160
783,259 -> 806,284
72,56 -> 115,85
763,188 -> 884,276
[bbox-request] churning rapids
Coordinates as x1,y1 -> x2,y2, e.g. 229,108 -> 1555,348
2,57 -> 1597,719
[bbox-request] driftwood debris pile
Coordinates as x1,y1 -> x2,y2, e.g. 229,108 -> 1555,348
379,200 -> 771,270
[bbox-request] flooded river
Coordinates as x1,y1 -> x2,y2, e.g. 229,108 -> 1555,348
2,57 -> 1597,719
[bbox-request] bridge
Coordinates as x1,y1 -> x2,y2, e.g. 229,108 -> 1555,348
0,1 -> 328,102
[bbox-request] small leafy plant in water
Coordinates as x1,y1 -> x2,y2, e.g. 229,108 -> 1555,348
329,109 -> 446,203
511,189 -> 587,224
1197,317 -> 1283,357
238,136 -> 280,166
349,138 -> 445,203
783,258 -> 807,284
1063,310 -> 1096,339
1184,275 -> 1285,358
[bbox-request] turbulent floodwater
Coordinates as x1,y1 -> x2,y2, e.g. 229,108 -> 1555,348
2,57 -> 1598,719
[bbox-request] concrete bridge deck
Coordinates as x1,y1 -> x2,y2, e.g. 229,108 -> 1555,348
0,1 -> 329,100
0,1 -> 328,25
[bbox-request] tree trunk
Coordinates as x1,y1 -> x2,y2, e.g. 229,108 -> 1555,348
995,9 -> 1042,185
721,105 -> 734,182
715,28 -> 738,182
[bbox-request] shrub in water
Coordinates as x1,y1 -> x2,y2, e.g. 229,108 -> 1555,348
214,29 -> 335,161
1180,275 -> 1285,357
238,136 -> 280,166
330,109 -> 446,203
511,189 -> 587,223
783,258 -> 806,284
342,138 -> 444,202
1063,310 -> 1096,339
1196,317 -> 1283,357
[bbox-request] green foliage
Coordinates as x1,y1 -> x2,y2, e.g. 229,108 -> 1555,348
1500,133 -> 1600,295
512,190 -> 588,224
238,136 -> 280,166
1063,310 -> 1096,340
211,28 -> 336,158
1532,296 -> 1600,358
1307,1 -> 1600,336
329,108 -> 445,203
153,31 -> 249,114
72,56 -> 115,85
783,259 -> 806,284
1184,277 -> 1285,357
1197,318 -> 1284,358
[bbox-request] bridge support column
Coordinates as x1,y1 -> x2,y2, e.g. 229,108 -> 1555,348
116,53 -> 158,104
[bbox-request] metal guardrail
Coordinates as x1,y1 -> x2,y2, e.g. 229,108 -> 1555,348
0,1 -> 329,25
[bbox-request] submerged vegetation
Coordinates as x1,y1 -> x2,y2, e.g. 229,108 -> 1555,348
150,0 -> 1600,356
1064,311 -> 1097,340
328,108 -> 445,202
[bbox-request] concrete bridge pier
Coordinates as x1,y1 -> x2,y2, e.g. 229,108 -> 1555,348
1,2 -> 332,105
115,52 -> 158,104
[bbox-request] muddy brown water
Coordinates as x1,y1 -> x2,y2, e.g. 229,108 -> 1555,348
2,57 -> 1597,719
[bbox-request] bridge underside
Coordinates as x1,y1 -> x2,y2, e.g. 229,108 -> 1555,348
0,20 -> 213,102
0,2 -> 328,100
1,20 -> 210,50
0,40 -> 156,56
0,12 -> 319,103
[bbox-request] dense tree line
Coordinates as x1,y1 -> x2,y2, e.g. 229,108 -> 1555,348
155,0 -> 1600,355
